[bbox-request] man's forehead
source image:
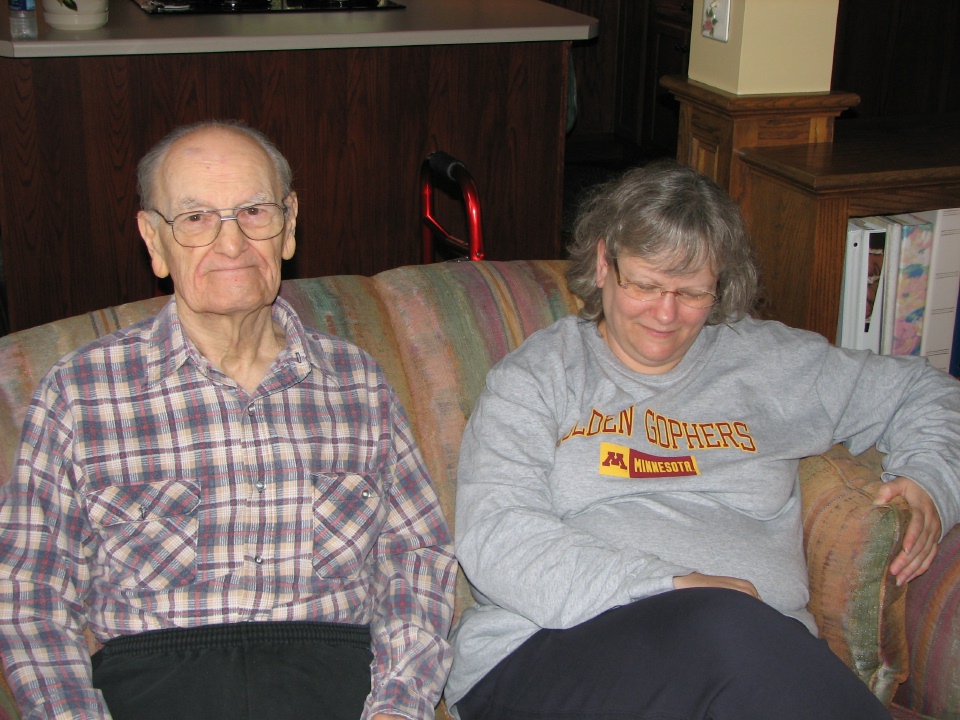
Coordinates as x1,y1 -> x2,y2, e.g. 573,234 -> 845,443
158,128 -> 278,206
165,127 -> 268,167
166,191 -> 273,213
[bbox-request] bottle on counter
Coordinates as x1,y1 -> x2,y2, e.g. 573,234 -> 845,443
9,0 -> 38,39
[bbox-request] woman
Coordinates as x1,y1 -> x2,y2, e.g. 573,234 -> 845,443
445,162 -> 960,719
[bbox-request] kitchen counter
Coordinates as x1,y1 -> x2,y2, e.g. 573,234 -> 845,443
0,0 -> 597,57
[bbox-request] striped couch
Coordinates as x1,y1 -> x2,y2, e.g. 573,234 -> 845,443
0,260 -> 956,719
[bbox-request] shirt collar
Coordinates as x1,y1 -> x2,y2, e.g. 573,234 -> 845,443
141,295 -> 330,389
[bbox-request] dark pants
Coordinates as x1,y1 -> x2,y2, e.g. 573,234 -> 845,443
91,621 -> 373,720
457,588 -> 891,720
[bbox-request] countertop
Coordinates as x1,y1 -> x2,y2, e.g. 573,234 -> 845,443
0,0 -> 598,57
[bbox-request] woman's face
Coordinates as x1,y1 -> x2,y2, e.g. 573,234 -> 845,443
595,243 -> 718,374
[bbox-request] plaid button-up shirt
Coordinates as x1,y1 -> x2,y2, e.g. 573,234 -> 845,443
0,297 -> 456,720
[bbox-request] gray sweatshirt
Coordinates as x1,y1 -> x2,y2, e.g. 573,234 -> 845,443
445,315 -> 960,710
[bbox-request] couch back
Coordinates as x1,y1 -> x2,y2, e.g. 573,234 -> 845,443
0,259 -> 580,623
3,259 -> 959,718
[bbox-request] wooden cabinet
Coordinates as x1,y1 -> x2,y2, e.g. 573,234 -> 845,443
663,76 -> 859,203
612,0 -> 649,145
640,0 -> 692,155
737,126 -> 960,339
666,77 -> 960,341
832,0 -> 959,121
541,0 -> 692,157
542,0 -> 636,140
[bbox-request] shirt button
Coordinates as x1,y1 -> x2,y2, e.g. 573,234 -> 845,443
254,555 -> 263,565
255,481 -> 265,492
361,490 -> 371,499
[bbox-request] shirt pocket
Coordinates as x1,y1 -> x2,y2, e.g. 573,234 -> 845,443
311,472 -> 386,579
84,480 -> 200,590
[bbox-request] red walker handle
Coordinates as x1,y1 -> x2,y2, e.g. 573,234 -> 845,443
420,151 -> 484,262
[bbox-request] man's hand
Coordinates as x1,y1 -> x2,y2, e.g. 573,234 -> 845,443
371,714 -> 408,720
673,572 -> 760,599
874,477 -> 941,586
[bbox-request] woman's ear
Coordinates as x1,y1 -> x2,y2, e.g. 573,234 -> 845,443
595,237 -> 610,289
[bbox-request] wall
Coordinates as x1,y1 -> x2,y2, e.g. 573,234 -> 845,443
687,0 -> 839,94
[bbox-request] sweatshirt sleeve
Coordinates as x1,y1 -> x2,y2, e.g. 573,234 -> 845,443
821,347 -> 960,535
454,357 -> 691,631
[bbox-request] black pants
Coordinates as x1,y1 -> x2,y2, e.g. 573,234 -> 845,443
91,621 -> 373,720
457,588 -> 892,720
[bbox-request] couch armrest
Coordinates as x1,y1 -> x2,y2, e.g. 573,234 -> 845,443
799,445 -> 911,705
892,522 -> 960,718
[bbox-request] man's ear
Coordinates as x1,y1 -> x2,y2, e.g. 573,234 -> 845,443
281,191 -> 298,261
138,211 -> 170,279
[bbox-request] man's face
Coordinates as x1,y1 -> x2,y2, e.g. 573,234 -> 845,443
137,127 -> 297,322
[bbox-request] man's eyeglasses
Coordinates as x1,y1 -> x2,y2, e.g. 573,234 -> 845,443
612,259 -> 718,309
152,203 -> 288,248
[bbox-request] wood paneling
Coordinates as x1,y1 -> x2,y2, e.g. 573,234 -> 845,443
641,0 -> 691,155
542,0 -> 622,137
0,41 -> 569,331
832,0 -> 959,120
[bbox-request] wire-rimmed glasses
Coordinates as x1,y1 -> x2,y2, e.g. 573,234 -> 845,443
152,202 -> 288,248
612,259 -> 718,309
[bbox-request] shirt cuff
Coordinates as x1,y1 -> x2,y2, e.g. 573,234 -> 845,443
364,677 -> 436,720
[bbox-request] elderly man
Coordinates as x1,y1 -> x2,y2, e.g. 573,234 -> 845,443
0,121 -> 456,720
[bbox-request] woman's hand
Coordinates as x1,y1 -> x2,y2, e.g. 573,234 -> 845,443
673,572 -> 760,599
874,477 -> 941,586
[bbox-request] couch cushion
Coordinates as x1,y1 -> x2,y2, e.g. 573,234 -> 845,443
799,445 -> 911,705
372,260 -> 580,621
892,522 -> 960,717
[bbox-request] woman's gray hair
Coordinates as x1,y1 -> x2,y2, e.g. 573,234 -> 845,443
566,160 -> 758,325
137,120 -> 293,212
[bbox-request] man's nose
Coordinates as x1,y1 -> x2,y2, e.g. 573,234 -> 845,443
214,217 -> 248,253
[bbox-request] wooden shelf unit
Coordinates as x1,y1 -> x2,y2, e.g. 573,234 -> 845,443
661,75 -> 859,202
738,136 -> 960,340
664,76 -> 960,341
